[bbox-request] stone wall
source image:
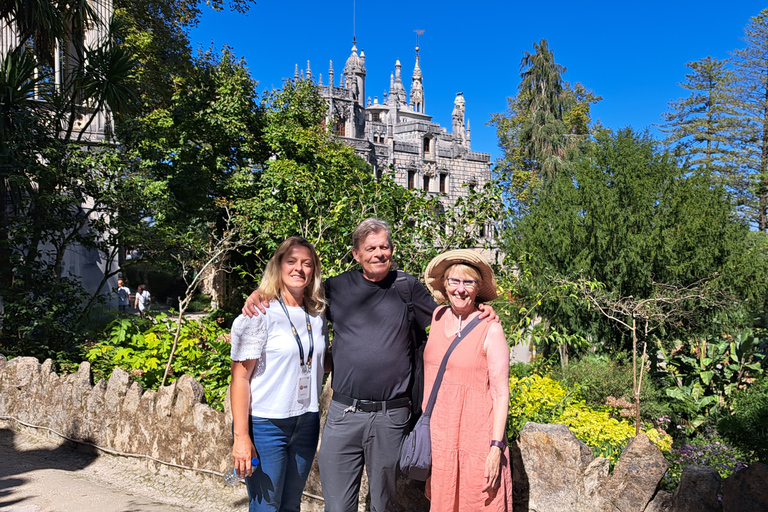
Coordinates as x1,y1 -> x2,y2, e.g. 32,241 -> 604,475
3,355 -> 767,511
0,355 -> 232,477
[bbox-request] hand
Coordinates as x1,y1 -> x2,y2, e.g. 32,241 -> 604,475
242,290 -> 269,317
477,303 -> 500,323
482,445 -> 502,492
232,435 -> 259,478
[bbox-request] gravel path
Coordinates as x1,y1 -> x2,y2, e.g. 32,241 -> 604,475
0,421 -> 247,512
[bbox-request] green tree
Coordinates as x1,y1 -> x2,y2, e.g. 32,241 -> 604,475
490,40 -> 599,214
659,57 -> 743,188
732,9 -> 768,232
508,128 -> 761,349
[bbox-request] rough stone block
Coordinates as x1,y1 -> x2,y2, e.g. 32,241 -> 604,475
173,375 -> 205,419
516,422 -> 593,510
645,490 -> 673,512
722,462 -> 768,512
602,433 -> 669,511
105,367 -> 131,412
156,381 -> 176,418
669,465 -> 721,511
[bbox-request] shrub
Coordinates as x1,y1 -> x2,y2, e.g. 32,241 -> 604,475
552,352 -> 672,421
508,374 -> 672,465
717,375 -> 768,462
86,314 -> 231,410
508,374 -> 572,439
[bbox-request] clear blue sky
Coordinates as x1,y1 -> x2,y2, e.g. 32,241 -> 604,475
190,1 -> 767,163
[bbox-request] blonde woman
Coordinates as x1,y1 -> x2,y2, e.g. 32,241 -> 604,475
230,237 -> 328,512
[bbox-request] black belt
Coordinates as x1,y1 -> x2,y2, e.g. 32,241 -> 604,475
332,391 -> 411,412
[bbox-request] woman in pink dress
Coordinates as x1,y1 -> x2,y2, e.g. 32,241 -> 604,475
422,250 -> 512,511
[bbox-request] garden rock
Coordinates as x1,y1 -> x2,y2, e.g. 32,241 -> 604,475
513,422 -> 667,512
600,433 -> 669,511
669,465 -> 721,512
644,490 -> 673,512
722,461 -> 768,512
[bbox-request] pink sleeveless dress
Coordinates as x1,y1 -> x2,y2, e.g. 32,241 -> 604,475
423,307 -> 513,511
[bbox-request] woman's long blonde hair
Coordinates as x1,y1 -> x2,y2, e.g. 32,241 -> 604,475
257,237 -> 326,315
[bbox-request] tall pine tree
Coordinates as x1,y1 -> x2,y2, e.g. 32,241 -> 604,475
490,39 -> 599,215
732,9 -> 768,232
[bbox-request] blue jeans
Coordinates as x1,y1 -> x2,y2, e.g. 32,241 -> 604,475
245,412 -> 320,512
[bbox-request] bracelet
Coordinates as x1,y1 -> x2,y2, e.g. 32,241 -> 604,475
490,440 -> 505,449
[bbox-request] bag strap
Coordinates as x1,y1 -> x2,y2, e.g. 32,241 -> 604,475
422,312 -> 484,418
393,269 -> 414,324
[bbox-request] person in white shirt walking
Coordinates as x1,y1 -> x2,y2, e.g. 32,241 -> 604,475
134,284 -> 151,318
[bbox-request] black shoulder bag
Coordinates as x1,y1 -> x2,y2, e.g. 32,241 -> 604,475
393,270 -> 428,422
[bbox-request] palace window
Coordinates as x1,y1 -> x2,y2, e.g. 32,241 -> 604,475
439,173 -> 447,194
408,170 -> 415,190
423,175 -> 430,192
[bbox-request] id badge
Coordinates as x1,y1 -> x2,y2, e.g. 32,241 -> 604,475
297,374 -> 311,400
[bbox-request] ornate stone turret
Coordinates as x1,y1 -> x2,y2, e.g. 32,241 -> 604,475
391,59 -> 407,106
452,92 -> 466,144
343,38 -> 366,106
410,43 -> 424,113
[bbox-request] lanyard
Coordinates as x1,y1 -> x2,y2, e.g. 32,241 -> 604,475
277,292 -> 314,370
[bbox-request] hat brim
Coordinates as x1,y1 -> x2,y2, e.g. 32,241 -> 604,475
424,250 -> 498,303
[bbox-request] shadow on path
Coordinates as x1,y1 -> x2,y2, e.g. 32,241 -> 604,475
0,427 -> 97,509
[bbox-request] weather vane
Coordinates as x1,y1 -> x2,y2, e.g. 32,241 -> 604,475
414,29 -> 425,50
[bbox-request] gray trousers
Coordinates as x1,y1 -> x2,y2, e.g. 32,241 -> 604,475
318,399 -> 411,512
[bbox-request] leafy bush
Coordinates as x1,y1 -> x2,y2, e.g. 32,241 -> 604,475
508,374 -> 572,439
553,352 -> 672,421
655,330 -> 767,432
186,294 -> 212,313
508,374 -> 672,465
86,314 -> 231,410
717,375 -> 768,462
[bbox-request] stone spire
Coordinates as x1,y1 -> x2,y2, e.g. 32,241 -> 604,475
392,59 -> 407,106
343,38 -> 366,105
306,60 -> 311,80
328,60 -> 334,88
410,42 -> 424,113
452,92 -> 466,144
294,63 -> 299,81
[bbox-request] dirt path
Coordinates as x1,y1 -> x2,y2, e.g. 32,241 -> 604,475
0,421 -> 247,512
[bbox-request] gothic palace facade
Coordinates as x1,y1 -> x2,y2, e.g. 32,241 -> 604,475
295,39 -> 492,206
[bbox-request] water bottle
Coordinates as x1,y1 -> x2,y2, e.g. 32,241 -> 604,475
223,457 -> 260,486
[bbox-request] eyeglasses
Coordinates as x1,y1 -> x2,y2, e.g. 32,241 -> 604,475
445,277 -> 478,290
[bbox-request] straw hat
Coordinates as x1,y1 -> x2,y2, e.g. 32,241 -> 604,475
424,249 -> 498,303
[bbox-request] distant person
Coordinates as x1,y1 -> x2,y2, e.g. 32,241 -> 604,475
422,250 -> 512,510
230,237 -> 328,512
134,284 -> 151,318
116,279 -> 131,313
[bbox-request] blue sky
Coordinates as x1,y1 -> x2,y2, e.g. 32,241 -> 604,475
190,1 -> 767,163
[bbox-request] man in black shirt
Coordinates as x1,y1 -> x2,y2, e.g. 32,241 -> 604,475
317,219 -> 435,512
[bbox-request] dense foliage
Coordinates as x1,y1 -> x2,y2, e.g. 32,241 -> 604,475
508,373 -> 672,465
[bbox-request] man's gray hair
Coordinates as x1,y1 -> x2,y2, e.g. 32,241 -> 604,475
352,218 -> 393,250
